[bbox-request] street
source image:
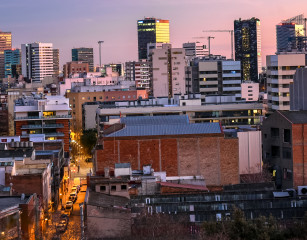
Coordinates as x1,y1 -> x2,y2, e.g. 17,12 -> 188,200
45,151 -> 92,240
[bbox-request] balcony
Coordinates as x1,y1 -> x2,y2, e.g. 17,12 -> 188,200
15,115 -> 72,121
45,132 -> 65,137
44,124 -> 64,128
21,124 -> 42,129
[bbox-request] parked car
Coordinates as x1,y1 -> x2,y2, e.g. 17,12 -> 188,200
72,185 -> 80,193
56,218 -> 68,233
64,201 -> 73,216
69,192 -> 78,203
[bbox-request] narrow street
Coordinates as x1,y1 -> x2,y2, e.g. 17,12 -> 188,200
46,152 -> 92,240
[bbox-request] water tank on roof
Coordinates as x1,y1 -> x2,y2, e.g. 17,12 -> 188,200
20,142 -> 24,148
16,142 -> 20,148
29,142 -> 33,147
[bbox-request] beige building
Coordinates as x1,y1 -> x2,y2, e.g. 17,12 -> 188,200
150,44 -> 186,97
267,52 -> 307,111
67,89 -> 148,131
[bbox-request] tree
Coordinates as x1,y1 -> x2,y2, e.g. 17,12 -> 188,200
80,129 -> 97,156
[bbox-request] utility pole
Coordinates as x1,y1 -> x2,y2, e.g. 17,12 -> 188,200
98,41 -> 104,68
80,203 -> 85,239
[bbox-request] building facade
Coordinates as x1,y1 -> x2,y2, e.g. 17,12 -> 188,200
150,44 -> 186,97
0,31 -> 12,79
276,14 -> 305,53
266,53 -> 307,111
4,49 -> 21,78
52,49 -> 59,76
262,110 -> 307,189
21,43 -> 54,83
290,67 -> 307,110
67,89 -> 148,130
183,42 -> 208,57
72,48 -> 94,72
137,18 -> 170,60
241,82 -> 259,101
14,95 -> 71,152
125,61 -> 150,90
234,18 -> 261,82
63,61 -> 89,78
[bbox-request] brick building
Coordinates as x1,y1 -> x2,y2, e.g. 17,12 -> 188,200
94,115 -> 239,187
262,110 -> 307,189
14,95 -> 71,153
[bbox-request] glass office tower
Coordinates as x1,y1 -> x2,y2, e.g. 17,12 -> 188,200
137,18 -> 170,60
234,18 -> 261,82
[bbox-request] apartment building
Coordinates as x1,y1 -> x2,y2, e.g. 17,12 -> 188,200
14,95 -> 71,152
150,44 -> 186,97
125,61 -> 150,90
267,52 -> 307,111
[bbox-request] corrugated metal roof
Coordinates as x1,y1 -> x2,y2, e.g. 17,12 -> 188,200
106,122 -> 221,137
120,115 -> 189,126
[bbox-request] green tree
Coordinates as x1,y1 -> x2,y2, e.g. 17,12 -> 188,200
80,129 -> 97,156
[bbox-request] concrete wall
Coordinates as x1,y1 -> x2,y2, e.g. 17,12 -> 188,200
238,131 -> 262,174
95,135 -> 239,186
86,205 -> 131,239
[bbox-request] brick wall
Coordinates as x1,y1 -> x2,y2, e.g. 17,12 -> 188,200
6,175 -> 43,196
292,124 -> 307,187
96,135 -> 239,186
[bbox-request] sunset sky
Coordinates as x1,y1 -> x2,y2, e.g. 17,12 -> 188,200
1,0 -> 306,67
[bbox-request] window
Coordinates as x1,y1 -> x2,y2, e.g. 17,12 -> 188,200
271,128 -> 279,138
87,97 -> 90,100
283,147 -> 292,159
284,129 -> 291,143
283,168 -> 292,180
271,146 -> 280,157
100,186 -> 106,191
99,96 -> 102,100
111,185 -> 116,191
121,185 -> 127,190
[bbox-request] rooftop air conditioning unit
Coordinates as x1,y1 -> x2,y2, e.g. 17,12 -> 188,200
298,186 -> 307,196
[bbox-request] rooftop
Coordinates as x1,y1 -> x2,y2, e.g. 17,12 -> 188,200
0,196 -> 29,211
87,191 -> 129,208
106,122 -> 222,138
120,115 -> 189,126
0,149 -> 34,159
278,110 -> 307,124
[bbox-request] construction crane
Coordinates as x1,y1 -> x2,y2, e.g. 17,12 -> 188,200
203,30 -> 234,60
192,36 -> 215,56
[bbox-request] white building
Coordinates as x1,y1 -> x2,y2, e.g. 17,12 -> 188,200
267,52 -> 307,111
241,82 -> 259,101
150,44 -> 186,97
21,43 -> 54,83
183,42 -> 208,57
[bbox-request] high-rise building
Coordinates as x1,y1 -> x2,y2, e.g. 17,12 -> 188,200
72,48 -> 94,72
0,31 -> 12,79
53,49 -> 59,76
276,14 -> 305,53
267,52 -> 307,111
234,17 -> 261,82
137,18 -> 170,60
4,49 -> 20,78
21,42 -> 54,83
149,44 -> 186,98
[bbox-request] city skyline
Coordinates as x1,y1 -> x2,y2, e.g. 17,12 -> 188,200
1,0 -> 306,67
